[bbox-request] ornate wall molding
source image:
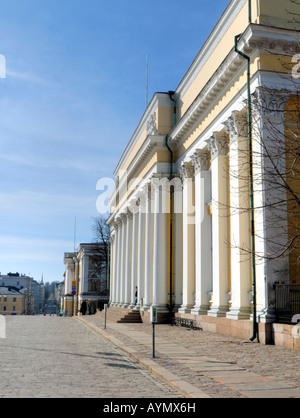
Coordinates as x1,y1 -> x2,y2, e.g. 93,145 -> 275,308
251,87 -> 290,119
146,113 -> 158,136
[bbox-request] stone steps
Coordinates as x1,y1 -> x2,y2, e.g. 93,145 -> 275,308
96,306 -> 143,324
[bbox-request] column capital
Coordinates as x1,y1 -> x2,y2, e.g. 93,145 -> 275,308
180,161 -> 194,181
191,149 -> 209,174
125,211 -> 133,221
150,175 -> 170,191
206,131 -> 227,160
224,111 -> 248,141
116,213 -> 127,225
251,87 -> 290,119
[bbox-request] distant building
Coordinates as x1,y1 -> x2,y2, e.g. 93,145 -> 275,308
62,243 -> 109,317
0,273 -> 31,291
0,286 -> 26,315
0,273 -> 44,314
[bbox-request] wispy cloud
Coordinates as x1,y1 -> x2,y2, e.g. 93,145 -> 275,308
6,69 -> 51,86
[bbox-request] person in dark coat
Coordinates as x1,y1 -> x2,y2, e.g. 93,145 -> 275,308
80,300 -> 87,315
135,287 -> 138,306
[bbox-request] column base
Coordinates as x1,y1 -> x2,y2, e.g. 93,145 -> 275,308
178,304 -> 194,314
226,307 -> 251,320
207,305 -> 229,317
150,304 -> 169,316
253,308 -> 276,324
191,305 -> 209,316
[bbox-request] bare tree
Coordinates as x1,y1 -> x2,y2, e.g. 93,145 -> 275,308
91,215 -> 111,295
225,83 -> 300,278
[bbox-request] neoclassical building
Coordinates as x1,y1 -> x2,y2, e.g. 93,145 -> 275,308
63,243 -> 108,316
107,0 -> 300,342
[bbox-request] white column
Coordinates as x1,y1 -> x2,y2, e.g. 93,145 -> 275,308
191,149 -> 212,315
123,212 -> 132,307
135,196 -> 146,310
115,218 -> 123,305
142,185 -> 154,311
251,87 -> 290,322
109,232 -> 116,305
152,177 -> 168,315
112,222 -> 120,306
173,177 -> 183,310
129,203 -> 139,308
118,214 -> 127,306
224,111 -> 251,320
82,255 -> 89,294
207,131 -> 229,317
178,162 -> 195,314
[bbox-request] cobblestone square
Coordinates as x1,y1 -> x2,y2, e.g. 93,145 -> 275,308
0,316 -> 182,398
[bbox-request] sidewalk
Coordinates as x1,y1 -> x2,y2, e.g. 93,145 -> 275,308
77,314 -> 300,399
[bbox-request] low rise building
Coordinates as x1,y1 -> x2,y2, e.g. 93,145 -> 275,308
0,286 -> 26,315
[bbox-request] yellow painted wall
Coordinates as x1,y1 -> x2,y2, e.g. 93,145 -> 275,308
179,1 -> 258,117
115,149 -> 171,212
0,296 -> 24,315
176,57 -> 259,160
118,105 -> 173,181
259,0 -> 300,30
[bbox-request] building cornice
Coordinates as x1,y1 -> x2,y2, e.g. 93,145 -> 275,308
109,134 -> 168,212
113,93 -> 172,178
169,24 -> 300,150
175,0 -> 248,99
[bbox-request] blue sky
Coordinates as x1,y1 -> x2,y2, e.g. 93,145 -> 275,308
0,0 -> 228,283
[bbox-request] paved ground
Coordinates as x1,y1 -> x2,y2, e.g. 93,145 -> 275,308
80,314 -> 300,399
0,316 -> 182,398
1,315 -> 300,399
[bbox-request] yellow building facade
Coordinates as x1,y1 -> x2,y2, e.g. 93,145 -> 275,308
107,0 -> 300,339
0,287 -> 26,315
